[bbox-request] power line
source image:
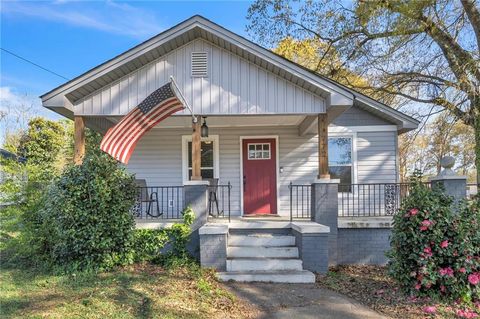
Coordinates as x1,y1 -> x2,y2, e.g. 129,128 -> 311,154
1,47 -> 69,80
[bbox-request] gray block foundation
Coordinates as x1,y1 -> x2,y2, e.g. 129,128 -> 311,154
337,228 -> 391,265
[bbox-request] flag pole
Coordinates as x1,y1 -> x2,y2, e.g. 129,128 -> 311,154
169,76 -> 197,123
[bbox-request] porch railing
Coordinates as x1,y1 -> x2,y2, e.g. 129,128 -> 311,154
288,182 -> 433,219
289,182 -> 311,221
339,183 -> 429,217
133,186 -> 185,219
208,182 -> 232,222
133,183 -> 232,221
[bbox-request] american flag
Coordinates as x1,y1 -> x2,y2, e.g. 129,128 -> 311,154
100,82 -> 184,164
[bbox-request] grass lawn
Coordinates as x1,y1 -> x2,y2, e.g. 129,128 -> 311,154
0,263 -> 258,319
317,265 -> 480,319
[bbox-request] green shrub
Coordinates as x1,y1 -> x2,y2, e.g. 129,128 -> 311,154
38,153 -> 137,271
387,175 -> 480,302
132,206 -> 195,263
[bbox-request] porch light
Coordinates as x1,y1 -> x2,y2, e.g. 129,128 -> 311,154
201,116 -> 209,137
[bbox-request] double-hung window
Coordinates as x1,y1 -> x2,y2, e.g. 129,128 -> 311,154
328,136 -> 353,187
182,135 -> 219,181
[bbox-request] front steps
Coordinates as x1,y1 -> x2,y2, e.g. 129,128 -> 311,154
217,233 -> 315,283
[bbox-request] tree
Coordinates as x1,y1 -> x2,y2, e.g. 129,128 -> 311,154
399,113 -> 476,181
16,117 -> 65,172
247,0 -> 479,182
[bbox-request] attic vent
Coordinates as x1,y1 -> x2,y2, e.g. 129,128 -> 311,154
191,52 -> 208,77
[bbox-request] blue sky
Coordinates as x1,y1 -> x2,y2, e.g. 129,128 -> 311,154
0,1 -> 253,143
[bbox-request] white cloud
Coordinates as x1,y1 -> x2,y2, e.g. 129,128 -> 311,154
1,1 -> 163,39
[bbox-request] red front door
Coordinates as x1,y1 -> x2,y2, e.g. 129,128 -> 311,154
242,138 -> 277,215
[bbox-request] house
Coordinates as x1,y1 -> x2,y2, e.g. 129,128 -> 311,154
41,15 -> 420,283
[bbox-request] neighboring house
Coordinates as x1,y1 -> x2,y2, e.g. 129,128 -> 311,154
41,16 -> 421,282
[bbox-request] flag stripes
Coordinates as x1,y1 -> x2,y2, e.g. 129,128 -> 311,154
100,82 -> 184,164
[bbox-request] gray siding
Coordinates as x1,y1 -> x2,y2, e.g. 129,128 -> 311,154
332,105 -> 393,126
356,131 -> 398,183
76,39 -> 326,116
126,125 -> 398,217
127,126 -> 318,216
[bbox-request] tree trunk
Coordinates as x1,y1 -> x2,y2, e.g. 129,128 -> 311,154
474,116 -> 480,185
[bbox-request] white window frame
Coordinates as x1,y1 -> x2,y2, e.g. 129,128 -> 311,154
181,135 -> 219,182
247,143 -> 271,160
328,133 -> 357,185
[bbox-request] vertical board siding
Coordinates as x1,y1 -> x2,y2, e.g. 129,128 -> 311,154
76,39 -> 325,115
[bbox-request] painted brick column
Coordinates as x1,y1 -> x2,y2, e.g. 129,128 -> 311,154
199,224 -> 228,270
429,156 -> 467,205
292,222 -> 330,273
183,181 -> 209,258
311,179 -> 340,265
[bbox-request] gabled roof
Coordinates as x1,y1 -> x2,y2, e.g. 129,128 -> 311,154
41,15 -> 418,132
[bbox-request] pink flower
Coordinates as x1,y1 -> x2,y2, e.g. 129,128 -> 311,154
423,306 -> 437,314
440,285 -> 446,293
459,267 -> 467,273
440,240 -> 449,248
423,246 -> 433,257
415,283 -> 422,290
468,273 -> 480,285
439,267 -> 454,277
420,220 -> 432,231
409,208 -> 419,216
456,309 -> 479,318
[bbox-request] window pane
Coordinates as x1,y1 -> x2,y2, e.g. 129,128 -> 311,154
256,144 -> 262,151
188,141 -> 214,168
329,166 -> 352,185
328,137 -> 352,165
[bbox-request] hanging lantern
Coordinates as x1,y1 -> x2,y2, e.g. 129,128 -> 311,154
201,116 -> 209,137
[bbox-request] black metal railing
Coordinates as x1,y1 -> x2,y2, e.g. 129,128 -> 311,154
133,186 -> 184,219
288,182 -> 436,219
338,183 -> 428,217
289,182 -> 311,221
208,182 -> 232,222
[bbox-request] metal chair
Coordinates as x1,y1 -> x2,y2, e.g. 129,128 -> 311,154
207,178 -> 220,217
134,179 -> 161,217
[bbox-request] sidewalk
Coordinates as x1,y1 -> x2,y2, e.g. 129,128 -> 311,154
224,282 -> 388,319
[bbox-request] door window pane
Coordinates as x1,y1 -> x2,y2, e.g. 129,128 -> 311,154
248,143 -> 270,159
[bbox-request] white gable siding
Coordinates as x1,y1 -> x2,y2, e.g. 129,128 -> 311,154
126,126 -> 397,217
75,39 -> 326,116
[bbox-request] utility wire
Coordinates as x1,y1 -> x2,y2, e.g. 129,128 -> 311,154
1,47 -> 69,80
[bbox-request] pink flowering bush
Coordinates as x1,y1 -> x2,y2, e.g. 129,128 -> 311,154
387,174 -> 480,303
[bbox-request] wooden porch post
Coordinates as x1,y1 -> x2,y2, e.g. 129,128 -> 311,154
191,116 -> 202,180
318,113 -> 330,179
74,116 -> 85,165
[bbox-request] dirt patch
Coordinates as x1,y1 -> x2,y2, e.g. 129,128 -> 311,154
317,265 -> 480,319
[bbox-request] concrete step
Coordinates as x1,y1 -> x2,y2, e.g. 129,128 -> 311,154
217,270 -> 315,283
228,234 -> 295,247
227,246 -> 299,258
226,258 -> 303,272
